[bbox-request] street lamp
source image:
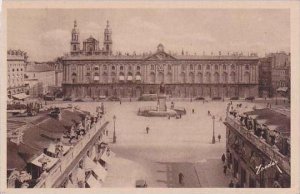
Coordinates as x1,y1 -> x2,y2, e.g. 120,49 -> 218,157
113,115 -> 117,143
275,90 -> 278,105
212,115 -> 216,144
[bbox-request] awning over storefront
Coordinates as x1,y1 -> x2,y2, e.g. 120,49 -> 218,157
12,93 -> 29,100
119,76 -> 125,81
84,157 -> 97,171
135,75 -> 141,81
94,76 -> 100,81
93,163 -> 107,181
86,174 -> 102,188
31,153 -> 59,170
277,87 -> 288,92
47,143 -> 71,156
100,148 -> 115,164
127,76 -> 133,81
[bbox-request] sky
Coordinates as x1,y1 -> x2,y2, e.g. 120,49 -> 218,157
7,9 -> 290,61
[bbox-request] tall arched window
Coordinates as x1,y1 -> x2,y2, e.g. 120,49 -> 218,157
206,65 -> 210,70
190,64 -> 194,70
222,72 -> 228,83
244,72 -> 250,83
197,73 -> 203,83
166,72 -> 172,83
205,72 -> 211,83
214,72 -> 220,83
231,64 -> 235,70
71,73 -> 77,83
180,72 -> 186,83
188,72 -> 195,83
230,72 -> 236,83
149,72 -> 155,83
158,72 -> 164,83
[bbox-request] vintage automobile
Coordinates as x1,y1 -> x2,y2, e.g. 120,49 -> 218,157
194,96 -> 205,101
135,179 -> 147,188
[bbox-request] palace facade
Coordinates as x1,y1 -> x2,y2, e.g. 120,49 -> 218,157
62,21 -> 259,98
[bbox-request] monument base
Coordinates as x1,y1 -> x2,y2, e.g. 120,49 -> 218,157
157,94 -> 167,111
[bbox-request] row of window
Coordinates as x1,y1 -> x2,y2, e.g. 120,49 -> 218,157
82,65 -> 141,71
8,74 -> 24,78
9,64 -> 24,67
8,78 -> 24,83
70,64 -> 253,72
8,68 -> 23,72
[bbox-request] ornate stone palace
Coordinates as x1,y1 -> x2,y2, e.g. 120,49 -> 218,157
62,20 -> 259,98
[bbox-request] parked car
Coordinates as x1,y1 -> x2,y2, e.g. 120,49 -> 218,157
245,96 -> 255,101
136,179 -> 148,188
75,98 -> 84,102
63,96 -> 72,101
106,96 -> 121,101
194,96 -> 205,101
212,97 -> 222,100
44,95 -> 55,101
230,96 -> 239,100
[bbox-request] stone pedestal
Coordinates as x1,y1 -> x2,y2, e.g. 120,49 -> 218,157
158,94 -> 167,111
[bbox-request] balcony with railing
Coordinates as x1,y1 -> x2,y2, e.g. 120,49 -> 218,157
33,120 -> 109,188
225,116 -> 290,176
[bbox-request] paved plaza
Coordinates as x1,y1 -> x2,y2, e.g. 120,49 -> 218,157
57,100 -> 266,188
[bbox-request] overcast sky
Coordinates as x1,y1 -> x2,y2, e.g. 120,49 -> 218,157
7,9 -> 290,61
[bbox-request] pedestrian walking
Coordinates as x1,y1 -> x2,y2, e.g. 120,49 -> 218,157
218,134 -> 221,142
146,126 -> 149,134
208,110 -> 210,116
178,172 -> 184,185
229,180 -> 234,188
221,153 -> 226,163
192,109 -> 194,114
223,165 -> 227,176
119,100 -> 122,105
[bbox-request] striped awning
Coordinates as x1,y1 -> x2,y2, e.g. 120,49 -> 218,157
136,75 -> 141,81
119,76 -> 125,81
12,93 -> 29,100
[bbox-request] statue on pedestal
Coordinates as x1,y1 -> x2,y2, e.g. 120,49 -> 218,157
159,82 -> 165,94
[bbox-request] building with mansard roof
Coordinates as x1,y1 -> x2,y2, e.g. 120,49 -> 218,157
62,20 -> 260,99
7,49 -> 28,99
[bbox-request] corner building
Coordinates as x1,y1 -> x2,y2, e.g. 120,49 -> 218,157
62,21 -> 259,98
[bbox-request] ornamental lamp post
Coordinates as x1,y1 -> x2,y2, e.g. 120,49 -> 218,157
113,115 -> 117,143
212,115 -> 216,144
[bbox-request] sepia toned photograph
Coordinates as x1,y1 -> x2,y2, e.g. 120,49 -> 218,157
1,1 -> 299,193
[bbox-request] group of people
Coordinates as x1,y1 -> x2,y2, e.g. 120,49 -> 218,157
67,112 -> 101,144
228,103 -> 278,147
220,151 -> 242,188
